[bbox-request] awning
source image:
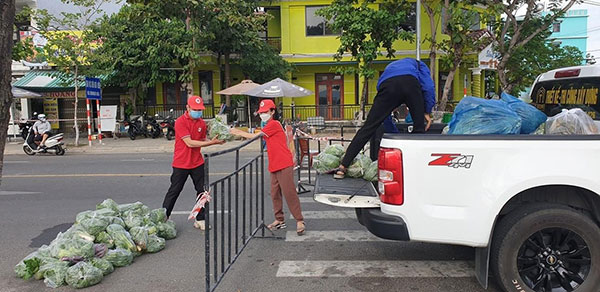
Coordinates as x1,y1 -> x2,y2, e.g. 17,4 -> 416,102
12,86 -> 41,98
13,70 -> 109,92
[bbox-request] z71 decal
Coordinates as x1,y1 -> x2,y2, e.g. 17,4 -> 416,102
429,154 -> 474,169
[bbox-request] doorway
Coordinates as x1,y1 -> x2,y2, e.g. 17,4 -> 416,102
315,74 -> 343,120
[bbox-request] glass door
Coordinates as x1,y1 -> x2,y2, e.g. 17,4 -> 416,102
315,74 -> 344,120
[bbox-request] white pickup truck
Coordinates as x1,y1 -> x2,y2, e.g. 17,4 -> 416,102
315,134 -> 600,292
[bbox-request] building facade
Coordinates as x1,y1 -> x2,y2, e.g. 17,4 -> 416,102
549,9 -> 588,61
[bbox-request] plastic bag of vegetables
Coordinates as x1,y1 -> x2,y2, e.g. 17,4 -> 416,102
65,262 -> 103,289
96,198 -> 119,213
157,220 -> 177,240
104,248 -> 133,267
39,260 -> 70,288
79,212 -> 112,236
347,154 -> 371,178
312,153 -> 341,174
322,144 -> 345,158
208,116 -> 234,141
148,208 -> 167,224
129,226 -> 150,251
49,237 -> 95,260
123,211 -> 144,230
363,160 -> 378,182
95,231 -> 115,249
146,235 -> 166,253
89,257 -> 114,276
117,202 -> 149,218
106,224 -> 138,253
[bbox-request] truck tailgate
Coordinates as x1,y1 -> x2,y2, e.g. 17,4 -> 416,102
313,174 -> 380,208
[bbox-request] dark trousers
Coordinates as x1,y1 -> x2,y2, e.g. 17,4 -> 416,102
342,75 -> 425,167
163,165 -> 206,220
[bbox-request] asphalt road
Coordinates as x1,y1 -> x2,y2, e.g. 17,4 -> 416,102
0,151 -> 501,292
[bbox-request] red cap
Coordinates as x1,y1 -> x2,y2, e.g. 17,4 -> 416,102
187,95 -> 205,110
257,99 -> 275,113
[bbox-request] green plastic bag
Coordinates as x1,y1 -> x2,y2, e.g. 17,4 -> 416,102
60,225 -> 95,242
148,208 -> 167,224
104,248 -> 133,267
208,116 -> 234,141
129,226 -> 149,251
157,220 -> 177,240
49,237 -> 95,260
14,252 -> 43,280
40,260 -> 69,288
118,202 -> 149,218
363,160 -> 378,182
96,198 -> 119,213
123,211 -> 144,230
106,224 -> 138,253
146,235 -> 166,253
347,154 -> 371,178
95,232 -> 115,249
79,212 -> 111,236
312,153 -> 341,174
89,257 -> 114,276
323,144 -> 345,158
65,262 -> 103,289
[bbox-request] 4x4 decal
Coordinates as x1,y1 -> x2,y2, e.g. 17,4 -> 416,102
429,154 -> 474,169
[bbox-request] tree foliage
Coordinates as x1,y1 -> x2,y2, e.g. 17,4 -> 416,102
317,0 -> 413,118
239,41 -> 292,84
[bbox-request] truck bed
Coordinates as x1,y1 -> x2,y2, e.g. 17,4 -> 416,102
313,174 -> 380,208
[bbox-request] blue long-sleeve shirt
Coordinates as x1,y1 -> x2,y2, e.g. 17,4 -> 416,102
377,58 -> 436,114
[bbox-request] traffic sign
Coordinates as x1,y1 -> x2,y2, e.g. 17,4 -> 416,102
85,77 -> 102,100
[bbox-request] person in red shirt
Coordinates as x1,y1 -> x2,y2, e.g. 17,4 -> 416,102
230,99 -> 305,235
162,95 -> 225,230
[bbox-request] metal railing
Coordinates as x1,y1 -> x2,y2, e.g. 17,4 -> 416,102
203,135 -> 267,292
136,104 -> 218,119
282,104 -> 372,121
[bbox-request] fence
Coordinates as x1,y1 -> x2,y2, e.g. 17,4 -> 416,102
137,104 -> 218,120
203,135 -> 268,292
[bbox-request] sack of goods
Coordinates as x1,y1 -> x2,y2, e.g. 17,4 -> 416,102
207,116 -> 234,141
14,199 -> 176,289
448,97 -> 523,135
546,108 -> 600,135
500,92 -> 547,134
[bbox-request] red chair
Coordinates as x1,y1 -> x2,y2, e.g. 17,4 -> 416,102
298,138 -> 319,167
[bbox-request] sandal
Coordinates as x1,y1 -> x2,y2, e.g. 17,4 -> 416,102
331,167 -> 346,179
296,221 -> 306,236
267,220 -> 286,231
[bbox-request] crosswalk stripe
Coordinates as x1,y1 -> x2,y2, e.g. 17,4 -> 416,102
276,260 -> 475,278
290,210 -> 355,219
285,230 -> 386,242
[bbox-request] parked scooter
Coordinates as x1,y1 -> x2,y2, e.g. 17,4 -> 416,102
23,129 -> 66,156
160,109 -> 176,140
124,115 -> 145,140
18,112 -> 37,140
146,113 -> 162,139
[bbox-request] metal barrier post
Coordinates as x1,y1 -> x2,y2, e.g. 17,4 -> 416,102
260,136 -> 265,237
204,158 -> 211,292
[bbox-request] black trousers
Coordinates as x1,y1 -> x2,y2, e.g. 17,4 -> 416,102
342,75 -> 425,167
162,165 -> 206,220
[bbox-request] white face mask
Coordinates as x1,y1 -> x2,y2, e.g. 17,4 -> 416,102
259,113 -> 271,122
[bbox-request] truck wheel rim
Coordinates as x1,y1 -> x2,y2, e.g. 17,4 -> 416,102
517,228 -> 591,291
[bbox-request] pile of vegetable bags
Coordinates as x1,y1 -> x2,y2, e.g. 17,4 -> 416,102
312,144 -> 378,182
207,116 -> 234,141
14,199 -> 177,289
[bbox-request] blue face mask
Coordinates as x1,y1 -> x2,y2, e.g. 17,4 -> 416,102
190,110 -> 203,119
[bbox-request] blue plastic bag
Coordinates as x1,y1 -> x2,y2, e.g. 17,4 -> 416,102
501,92 -> 547,134
448,97 -> 522,135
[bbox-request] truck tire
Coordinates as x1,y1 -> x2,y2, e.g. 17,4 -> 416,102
491,204 -> 600,292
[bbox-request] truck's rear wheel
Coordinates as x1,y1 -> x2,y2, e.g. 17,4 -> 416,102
491,204 -> 600,292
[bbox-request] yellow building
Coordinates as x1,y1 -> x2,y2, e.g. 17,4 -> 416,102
149,1 -> 494,121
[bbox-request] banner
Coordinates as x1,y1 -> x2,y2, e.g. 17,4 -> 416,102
43,98 -> 59,129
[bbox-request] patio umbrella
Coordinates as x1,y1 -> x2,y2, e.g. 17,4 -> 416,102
242,78 -> 312,98
216,80 -> 261,128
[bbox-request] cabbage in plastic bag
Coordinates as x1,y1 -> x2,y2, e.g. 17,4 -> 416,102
106,224 -> 138,253
96,198 -> 119,213
322,144 -> 345,158
123,211 -> 144,230
39,260 -> 69,288
65,262 -> 103,289
501,92 -> 547,134
448,97 -> 522,135
208,116 -> 234,141
79,212 -> 111,236
157,220 -> 177,240
95,231 -> 115,249
104,248 -> 133,267
146,235 -> 166,253
545,108 -> 599,135
312,153 -> 341,174
129,226 -> 149,251
118,202 -> 148,218
60,225 -> 95,242
347,154 -> 371,178
363,160 -> 378,182
14,251 -> 46,280
148,208 -> 167,224
89,257 -> 114,276
49,237 -> 95,260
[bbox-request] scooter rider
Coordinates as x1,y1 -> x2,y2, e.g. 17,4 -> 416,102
32,114 -> 52,149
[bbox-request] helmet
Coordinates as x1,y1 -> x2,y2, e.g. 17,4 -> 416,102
38,114 -> 46,121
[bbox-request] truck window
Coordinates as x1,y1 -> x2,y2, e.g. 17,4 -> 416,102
531,77 -> 600,119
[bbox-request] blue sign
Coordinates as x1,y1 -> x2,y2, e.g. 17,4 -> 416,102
85,77 -> 102,100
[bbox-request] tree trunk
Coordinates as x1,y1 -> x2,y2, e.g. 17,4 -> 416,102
439,69 -> 457,112
224,53 -> 232,107
74,66 -> 80,146
359,76 -> 369,121
497,58 -> 510,93
0,0 -> 15,186
424,2 -> 437,81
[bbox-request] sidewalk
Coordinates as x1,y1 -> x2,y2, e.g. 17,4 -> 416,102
3,136 -> 261,155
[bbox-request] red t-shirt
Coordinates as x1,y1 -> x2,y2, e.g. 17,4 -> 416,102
172,112 -> 207,169
262,119 -> 294,173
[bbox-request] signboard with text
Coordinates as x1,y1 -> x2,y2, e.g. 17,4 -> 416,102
85,77 -> 102,100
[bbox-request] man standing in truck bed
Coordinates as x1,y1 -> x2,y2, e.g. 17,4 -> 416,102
333,57 -> 436,179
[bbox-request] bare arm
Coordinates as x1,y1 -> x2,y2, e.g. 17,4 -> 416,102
230,128 -> 263,139
182,136 -> 225,148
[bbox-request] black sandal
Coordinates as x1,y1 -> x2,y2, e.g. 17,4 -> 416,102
331,167 -> 346,179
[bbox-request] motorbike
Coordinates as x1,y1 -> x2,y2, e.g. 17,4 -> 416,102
159,109 -> 176,140
23,129 -> 66,156
18,112 -> 38,140
146,113 -> 162,139
124,115 -> 145,140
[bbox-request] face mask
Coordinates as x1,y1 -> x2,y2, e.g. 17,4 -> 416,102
259,113 -> 271,122
190,110 -> 203,119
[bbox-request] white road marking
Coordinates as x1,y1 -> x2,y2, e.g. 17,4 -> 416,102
290,210 -> 355,219
120,158 -> 155,162
285,230 -> 387,242
3,161 -> 31,164
276,260 -> 475,278
0,191 -> 41,196
298,197 -> 315,203
170,210 -> 230,215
